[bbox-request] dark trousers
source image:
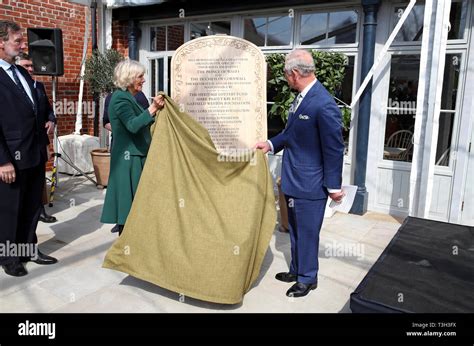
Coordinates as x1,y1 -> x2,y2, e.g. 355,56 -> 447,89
0,164 -> 44,265
285,195 -> 327,285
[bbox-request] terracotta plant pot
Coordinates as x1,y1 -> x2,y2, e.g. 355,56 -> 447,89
90,148 -> 110,188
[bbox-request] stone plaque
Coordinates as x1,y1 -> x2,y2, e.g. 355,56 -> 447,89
171,35 -> 267,152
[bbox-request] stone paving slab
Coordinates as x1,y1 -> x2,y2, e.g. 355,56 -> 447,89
0,174 -> 403,313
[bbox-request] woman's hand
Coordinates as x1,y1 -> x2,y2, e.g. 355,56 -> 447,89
148,95 -> 165,117
153,95 -> 165,109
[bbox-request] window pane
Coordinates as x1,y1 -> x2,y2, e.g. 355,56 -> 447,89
441,54 -> 461,110
387,54 -> 419,105
150,26 -> 166,51
448,0 -> 468,40
393,4 -> 425,42
150,59 -> 156,96
300,13 -> 327,45
157,58 -> 164,92
328,11 -> 357,44
436,53 -> 462,167
167,56 -> 172,94
190,21 -> 231,40
383,112 -> 416,162
337,56 -> 354,106
167,25 -> 184,51
267,16 -> 292,46
384,55 -> 420,162
244,17 -> 266,46
338,56 -> 354,148
436,112 -> 454,166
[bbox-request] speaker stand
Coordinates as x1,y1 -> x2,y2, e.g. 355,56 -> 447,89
48,76 -> 97,207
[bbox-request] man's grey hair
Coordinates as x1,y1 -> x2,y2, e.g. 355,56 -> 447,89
284,49 -> 315,77
0,21 -> 21,42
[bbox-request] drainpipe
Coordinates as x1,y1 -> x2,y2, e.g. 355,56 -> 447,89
128,19 -> 138,60
350,0 -> 381,215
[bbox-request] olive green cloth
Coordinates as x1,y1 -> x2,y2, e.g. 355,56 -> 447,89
103,95 -> 277,304
101,90 -> 155,225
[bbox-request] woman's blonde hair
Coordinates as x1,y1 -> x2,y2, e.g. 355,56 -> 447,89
114,59 -> 146,90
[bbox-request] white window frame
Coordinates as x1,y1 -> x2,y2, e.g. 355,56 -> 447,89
389,0 -> 471,47
296,8 -> 360,49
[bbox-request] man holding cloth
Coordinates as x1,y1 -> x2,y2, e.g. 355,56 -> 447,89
256,49 -> 345,297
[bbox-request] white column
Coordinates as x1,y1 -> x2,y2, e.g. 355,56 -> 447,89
409,0 -> 451,217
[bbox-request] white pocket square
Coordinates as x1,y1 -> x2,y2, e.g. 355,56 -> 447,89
299,114 -> 310,120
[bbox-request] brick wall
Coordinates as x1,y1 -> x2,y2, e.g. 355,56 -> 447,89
0,0 -> 96,169
112,19 -> 128,57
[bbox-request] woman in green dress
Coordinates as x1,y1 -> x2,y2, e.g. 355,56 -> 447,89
101,59 -> 164,235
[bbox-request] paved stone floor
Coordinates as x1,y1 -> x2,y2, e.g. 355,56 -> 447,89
0,173 -> 404,313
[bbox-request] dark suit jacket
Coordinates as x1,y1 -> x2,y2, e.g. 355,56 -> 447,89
0,64 -> 48,170
270,80 -> 345,200
35,81 -> 56,124
34,81 -> 56,146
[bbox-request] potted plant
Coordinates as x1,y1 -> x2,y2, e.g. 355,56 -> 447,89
266,50 -> 349,225
84,49 -> 124,187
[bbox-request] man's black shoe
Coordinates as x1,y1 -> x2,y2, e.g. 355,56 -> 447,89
286,282 -> 318,297
275,272 -> 297,283
29,251 -> 58,265
39,207 -> 57,223
39,214 -> 57,223
2,262 -> 28,277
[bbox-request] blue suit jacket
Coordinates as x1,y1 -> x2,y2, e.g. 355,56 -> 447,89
270,80 -> 344,200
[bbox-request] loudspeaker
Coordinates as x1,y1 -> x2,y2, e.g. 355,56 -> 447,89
27,28 -> 64,76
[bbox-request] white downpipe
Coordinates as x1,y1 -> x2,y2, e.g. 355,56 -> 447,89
75,6 -> 90,134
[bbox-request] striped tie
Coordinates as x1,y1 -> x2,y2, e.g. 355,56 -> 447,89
9,65 -> 35,111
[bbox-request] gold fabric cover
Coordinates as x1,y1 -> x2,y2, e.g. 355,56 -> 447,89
103,95 -> 276,304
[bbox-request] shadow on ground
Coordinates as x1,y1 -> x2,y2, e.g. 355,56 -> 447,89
119,276 -> 243,310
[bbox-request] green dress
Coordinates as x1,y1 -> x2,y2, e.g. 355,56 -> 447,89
101,90 -> 155,225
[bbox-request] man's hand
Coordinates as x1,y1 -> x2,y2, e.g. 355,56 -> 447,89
45,121 -> 54,135
104,123 -> 112,132
254,141 -> 271,154
0,162 -> 16,184
329,191 -> 345,203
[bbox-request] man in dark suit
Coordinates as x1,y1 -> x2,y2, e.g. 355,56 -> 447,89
256,49 -> 345,297
16,52 -> 57,224
0,21 -> 57,277
103,90 -> 149,234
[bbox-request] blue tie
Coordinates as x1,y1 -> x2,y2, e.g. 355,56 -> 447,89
10,65 -> 35,110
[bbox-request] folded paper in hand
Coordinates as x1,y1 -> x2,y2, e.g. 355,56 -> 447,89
328,185 -> 358,213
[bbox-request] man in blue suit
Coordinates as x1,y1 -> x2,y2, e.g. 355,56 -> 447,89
256,49 -> 345,297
